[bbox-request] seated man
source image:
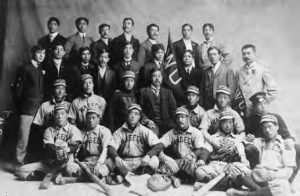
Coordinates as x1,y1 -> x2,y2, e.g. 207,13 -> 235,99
15,103 -> 82,180
154,107 -> 211,180
182,85 -> 207,128
105,104 -> 160,183
73,105 -> 112,179
200,86 -> 245,147
195,111 -> 250,184
227,115 -> 296,196
69,74 -> 106,130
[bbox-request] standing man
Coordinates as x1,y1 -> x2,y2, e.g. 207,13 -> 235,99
38,17 -> 66,62
111,17 -> 139,65
138,68 -> 177,137
173,23 -> 201,72
197,23 -> 232,69
90,23 -> 112,65
237,44 -> 277,117
14,45 -> 45,168
202,46 -> 236,110
137,23 -> 160,66
65,17 -> 94,64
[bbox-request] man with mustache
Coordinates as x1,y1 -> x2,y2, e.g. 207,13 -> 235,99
237,44 -> 277,117
137,23 -> 161,66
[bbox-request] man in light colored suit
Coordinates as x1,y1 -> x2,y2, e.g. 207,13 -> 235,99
64,17 -> 94,64
137,23 -> 160,66
197,23 -> 232,69
237,44 -> 277,116
202,46 -> 236,110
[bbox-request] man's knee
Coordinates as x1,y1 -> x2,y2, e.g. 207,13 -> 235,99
95,164 -> 110,177
64,163 -> 81,177
245,144 -> 259,168
195,166 -> 209,181
148,156 -> 159,170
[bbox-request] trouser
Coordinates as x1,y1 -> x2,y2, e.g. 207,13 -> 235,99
195,161 -> 251,182
245,143 -> 300,182
15,115 -> 34,165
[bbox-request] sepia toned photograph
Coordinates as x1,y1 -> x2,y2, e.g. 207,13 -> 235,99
0,0 -> 299,195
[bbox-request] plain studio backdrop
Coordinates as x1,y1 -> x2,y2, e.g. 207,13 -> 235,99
0,0 -> 299,139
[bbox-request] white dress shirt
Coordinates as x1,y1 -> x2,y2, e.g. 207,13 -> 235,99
183,39 -> 193,51
98,65 -> 107,78
49,32 -> 58,42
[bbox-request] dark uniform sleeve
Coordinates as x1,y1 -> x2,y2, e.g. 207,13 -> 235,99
275,114 -> 293,140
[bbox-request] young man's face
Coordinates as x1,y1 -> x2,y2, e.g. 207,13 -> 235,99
262,122 -> 278,141
54,86 -> 66,100
151,71 -> 162,87
34,49 -> 46,63
124,77 -> 135,90
220,119 -> 234,134
123,19 -> 133,33
53,45 -> 65,59
154,49 -> 164,61
83,78 -> 94,94
182,52 -> 193,67
242,48 -> 255,65
98,52 -> 110,67
48,21 -> 59,34
182,26 -> 192,40
123,45 -> 134,59
148,26 -> 159,40
86,113 -> 100,130
216,93 -> 230,108
176,114 -> 189,130
254,100 -> 268,115
127,109 -> 140,127
81,50 -> 91,63
54,109 -> 68,127
77,19 -> 88,33
203,26 -> 214,40
208,49 -> 221,65
187,92 -> 199,106
100,26 -> 110,39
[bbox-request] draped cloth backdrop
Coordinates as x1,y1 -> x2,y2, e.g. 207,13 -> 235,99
0,0 -> 300,136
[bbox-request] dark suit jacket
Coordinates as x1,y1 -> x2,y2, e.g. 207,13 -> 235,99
138,87 -> 177,133
94,66 -> 116,102
90,38 -> 112,65
110,34 -> 139,65
38,34 -> 66,62
42,59 -> 72,101
138,60 -> 165,89
137,39 -> 161,66
173,39 -> 202,72
113,60 -> 141,88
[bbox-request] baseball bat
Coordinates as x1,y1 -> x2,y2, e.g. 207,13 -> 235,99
74,158 -> 116,196
193,172 -> 226,196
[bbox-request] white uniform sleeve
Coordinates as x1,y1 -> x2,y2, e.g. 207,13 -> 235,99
33,105 -> 45,126
68,101 -> 77,121
101,127 -> 113,149
109,130 -> 123,150
43,128 -> 54,145
69,125 -> 82,144
145,128 -> 160,147
159,131 -> 173,148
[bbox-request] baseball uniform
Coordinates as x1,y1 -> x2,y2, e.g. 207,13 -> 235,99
183,104 -> 207,128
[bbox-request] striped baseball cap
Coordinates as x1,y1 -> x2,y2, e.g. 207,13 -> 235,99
216,86 -> 231,96
81,74 -> 93,82
186,85 -> 200,95
260,114 -> 278,124
128,103 -> 142,112
54,102 -> 69,112
174,107 -> 189,116
219,110 -> 234,121
122,71 -> 135,79
53,79 -> 67,87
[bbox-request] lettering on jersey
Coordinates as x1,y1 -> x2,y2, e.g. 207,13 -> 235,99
262,142 -> 282,153
55,133 -> 68,142
84,135 -> 101,145
79,103 -> 101,113
189,113 -> 202,128
123,133 -> 144,145
171,133 -> 193,146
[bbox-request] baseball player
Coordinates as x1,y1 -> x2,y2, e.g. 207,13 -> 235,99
182,86 -> 207,128
15,102 -> 82,180
71,105 -> 112,179
69,74 -> 106,130
105,104 -> 160,184
153,107 -> 211,180
195,111 -> 250,184
227,114 -> 296,196
199,86 -> 245,147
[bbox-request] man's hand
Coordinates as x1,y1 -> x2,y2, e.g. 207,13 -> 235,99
284,138 -> 295,150
115,156 -> 126,168
241,158 -> 250,168
195,159 -> 205,167
144,119 -> 156,129
141,155 -> 151,166
56,147 -> 69,162
246,134 -> 255,142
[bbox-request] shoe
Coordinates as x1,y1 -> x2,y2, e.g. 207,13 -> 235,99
226,188 -> 249,196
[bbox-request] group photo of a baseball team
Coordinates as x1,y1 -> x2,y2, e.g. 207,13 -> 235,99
0,0 -> 299,196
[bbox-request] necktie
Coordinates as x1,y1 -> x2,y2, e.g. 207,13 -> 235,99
187,68 -> 190,75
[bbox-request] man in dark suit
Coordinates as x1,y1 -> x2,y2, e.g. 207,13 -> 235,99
38,17 -> 66,62
94,49 -> 116,102
90,23 -> 112,66
110,17 -> 139,65
43,42 -> 72,101
14,45 -> 45,167
138,68 -> 177,137
70,46 -> 97,99
65,17 -> 94,64
112,41 -> 141,88
137,23 -> 160,66
173,23 -> 201,73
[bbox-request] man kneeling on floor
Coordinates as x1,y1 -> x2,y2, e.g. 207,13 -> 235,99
104,103 -> 160,184
195,111 -> 250,188
15,103 -> 82,180
227,114 -> 296,196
